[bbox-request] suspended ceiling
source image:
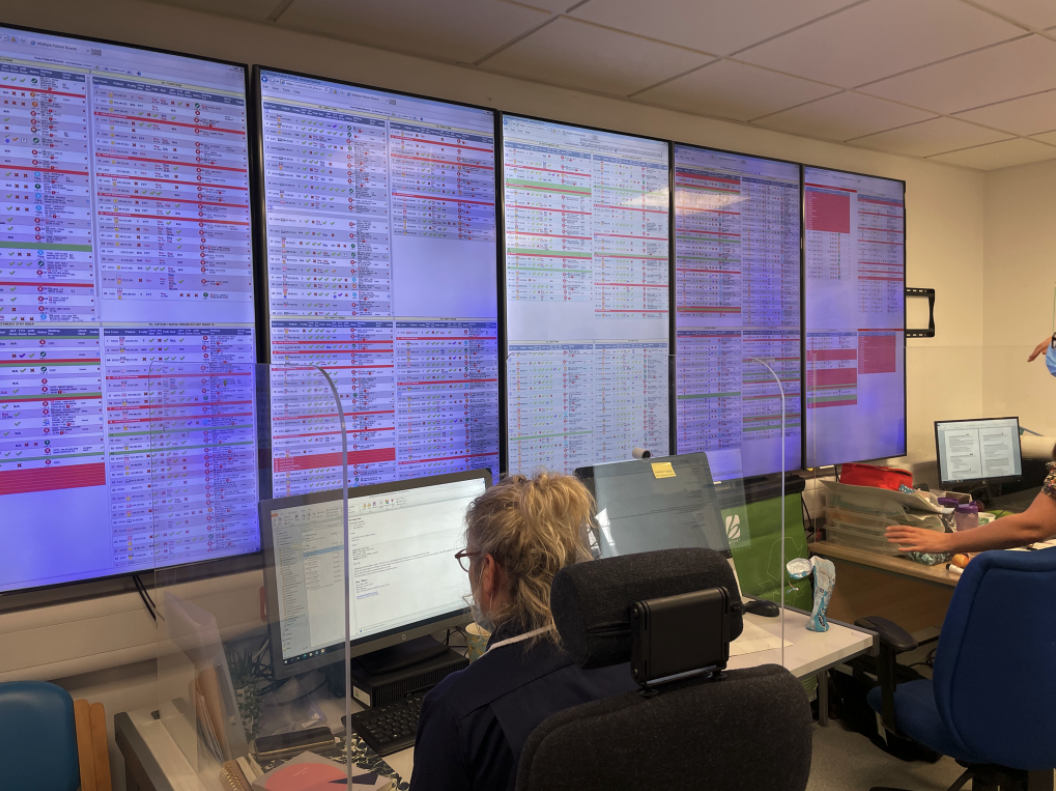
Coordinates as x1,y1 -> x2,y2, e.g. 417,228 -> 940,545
147,0 -> 1056,171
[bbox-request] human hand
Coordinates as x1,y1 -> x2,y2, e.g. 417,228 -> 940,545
885,526 -> 952,554
1028,336 -> 1052,362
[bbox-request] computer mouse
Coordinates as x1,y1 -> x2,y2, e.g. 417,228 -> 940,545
744,599 -> 781,618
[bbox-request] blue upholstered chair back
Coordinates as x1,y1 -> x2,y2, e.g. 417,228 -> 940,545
933,547 -> 1056,771
0,680 -> 81,791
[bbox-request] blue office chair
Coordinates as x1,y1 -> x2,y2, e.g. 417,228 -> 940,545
0,680 -> 111,791
859,548 -> 1056,791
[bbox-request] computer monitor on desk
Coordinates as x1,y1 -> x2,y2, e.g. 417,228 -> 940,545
260,469 -> 489,680
935,417 -> 1022,490
574,453 -> 730,560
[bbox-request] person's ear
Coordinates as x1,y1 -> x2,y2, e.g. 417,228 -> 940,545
482,553 -> 499,600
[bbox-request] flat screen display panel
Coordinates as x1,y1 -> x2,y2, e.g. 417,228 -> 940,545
262,471 -> 483,674
803,167 -> 905,467
936,417 -> 1022,486
673,145 -> 801,480
259,69 -> 499,495
503,115 -> 669,474
0,26 -> 258,593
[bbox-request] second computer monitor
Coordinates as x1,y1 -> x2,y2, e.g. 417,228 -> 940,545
260,468 -> 489,679
935,417 -> 1022,489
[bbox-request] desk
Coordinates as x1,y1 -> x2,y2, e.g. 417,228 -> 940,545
115,610 -> 875,791
809,541 -> 959,632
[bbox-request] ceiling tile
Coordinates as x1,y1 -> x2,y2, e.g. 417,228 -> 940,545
513,0 -> 572,12
569,0 -> 857,57
736,0 -> 1023,88
279,0 -> 549,63
863,34 -> 1056,113
954,89 -> 1056,135
849,117 -> 1011,157
752,91 -> 935,142
152,0 -> 281,19
635,59 -> 839,122
481,17 -> 712,96
928,137 -> 1056,169
970,0 -> 1056,29
1031,130 -> 1056,145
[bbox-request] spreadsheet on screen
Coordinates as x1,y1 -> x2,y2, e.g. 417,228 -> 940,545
503,116 -> 670,475
259,70 -> 500,496
672,145 -> 801,480
803,166 -> 906,467
0,27 -> 258,592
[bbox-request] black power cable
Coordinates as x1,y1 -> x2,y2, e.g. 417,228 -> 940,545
132,574 -> 157,622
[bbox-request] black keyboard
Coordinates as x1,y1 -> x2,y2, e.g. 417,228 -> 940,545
343,695 -> 424,756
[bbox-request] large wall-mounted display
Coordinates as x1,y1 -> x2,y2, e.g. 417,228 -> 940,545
0,26 -> 258,593
672,145 -> 801,481
258,69 -> 500,495
803,166 -> 906,467
502,115 -> 670,475
0,24 -> 915,594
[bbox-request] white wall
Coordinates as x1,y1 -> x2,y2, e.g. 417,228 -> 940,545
0,1 -> 990,785
983,159 -> 1056,439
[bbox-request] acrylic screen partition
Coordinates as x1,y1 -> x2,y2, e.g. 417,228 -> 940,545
672,145 -> 802,480
0,25 -> 258,594
503,115 -> 670,475
150,363 -> 379,789
257,67 -> 500,492
587,450 -> 800,667
803,166 -> 906,468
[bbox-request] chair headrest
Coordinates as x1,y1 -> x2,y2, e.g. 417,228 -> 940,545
550,548 -> 743,668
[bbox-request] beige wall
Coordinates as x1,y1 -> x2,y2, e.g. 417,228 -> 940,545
983,159 -> 1056,438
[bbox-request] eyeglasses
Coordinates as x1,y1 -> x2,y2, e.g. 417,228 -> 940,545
454,549 -> 480,572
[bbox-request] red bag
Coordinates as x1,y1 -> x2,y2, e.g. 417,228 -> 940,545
840,463 -> 912,491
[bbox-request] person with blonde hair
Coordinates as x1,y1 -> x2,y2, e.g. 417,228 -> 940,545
409,471 -> 636,791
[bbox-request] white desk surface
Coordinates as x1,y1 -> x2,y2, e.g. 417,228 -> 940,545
126,611 -> 873,790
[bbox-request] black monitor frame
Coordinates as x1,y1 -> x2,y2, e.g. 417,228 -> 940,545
934,416 -> 1022,490
259,467 -> 490,680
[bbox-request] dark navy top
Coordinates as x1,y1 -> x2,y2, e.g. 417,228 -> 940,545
409,623 -> 636,791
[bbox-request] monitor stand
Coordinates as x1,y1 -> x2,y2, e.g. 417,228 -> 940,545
324,634 -> 468,706
355,635 -> 448,676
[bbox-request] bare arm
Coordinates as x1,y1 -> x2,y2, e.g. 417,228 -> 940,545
886,491 -> 1056,554
1028,336 -> 1052,362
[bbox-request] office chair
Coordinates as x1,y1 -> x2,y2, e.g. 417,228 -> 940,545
859,548 -> 1056,791
0,680 -> 113,791
515,548 -> 813,791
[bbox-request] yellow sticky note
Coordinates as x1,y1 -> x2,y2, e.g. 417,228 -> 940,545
652,462 -> 676,479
